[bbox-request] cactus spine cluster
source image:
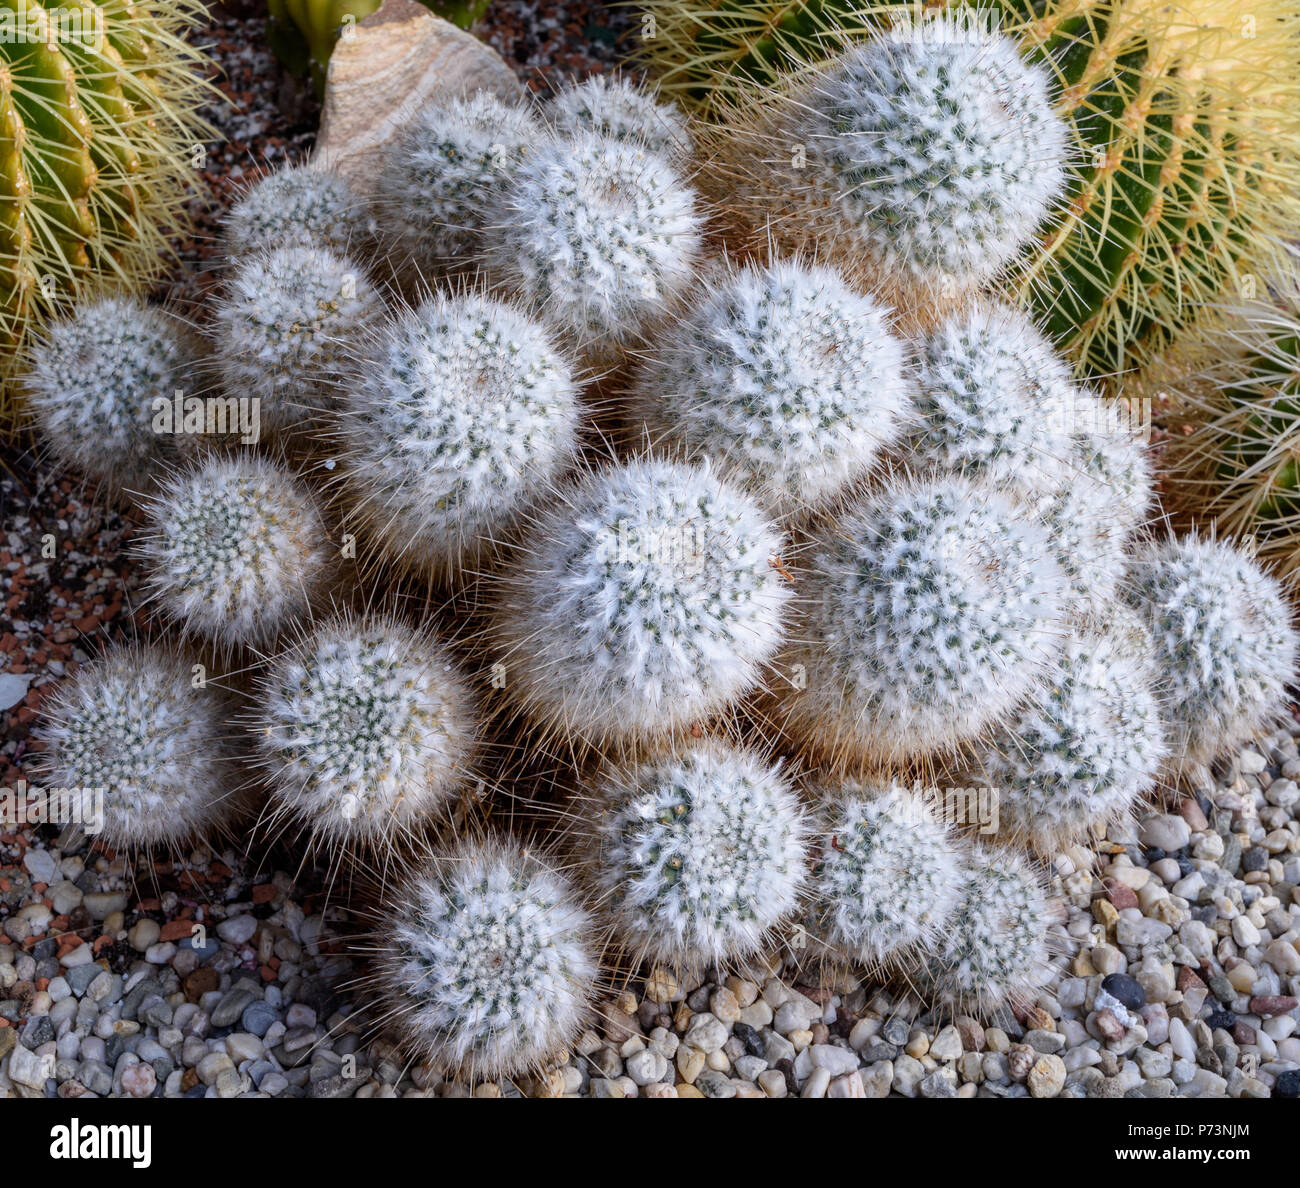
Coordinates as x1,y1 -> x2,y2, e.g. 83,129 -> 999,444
224,164 -> 371,259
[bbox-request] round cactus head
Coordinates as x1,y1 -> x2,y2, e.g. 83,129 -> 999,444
37,641 -> 238,853
1123,535 -> 1299,774
806,782 -> 962,969
489,458 -> 791,746
973,611 -> 1168,854
210,243 -> 384,441
1073,419 -> 1154,543
581,739 -> 808,970
908,302 -> 1076,490
918,846 -> 1054,1013
375,91 -> 541,270
549,74 -> 691,158
335,292 -> 582,582
486,131 -> 703,358
371,836 -> 597,1080
748,17 -> 1069,298
252,614 -> 480,855
630,258 -> 910,518
772,473 -> 1065,767
223,164 -> 372,259
22,295 -> 204,503
138,453 -> 332,651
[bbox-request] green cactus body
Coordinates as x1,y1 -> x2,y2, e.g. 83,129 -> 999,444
636,0 -> 1300,388
0,0 -> 212,423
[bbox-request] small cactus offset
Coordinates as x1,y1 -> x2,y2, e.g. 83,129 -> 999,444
578,739 -> 809,970
374,92 -> 541,273
1122,535 -> 1299,777
770,473 -> 1066,768
917,846 -> 1054,1012
805,782 -> 963,969
210,244 -> 385,442
370,835 -> 597,1080
708,17 -> 1069,306
968,611 -> 1168,854
487,458 -> 791,748
333,292 -> 582,583
137,453 -> 334,652
484,131 -> 704,359
251,613 -> 480,855
223,164 -> 373,259
37,641 -> 240,853
548,74 -> 692,159
20,295 -> 205,504
629,258 -> 910,519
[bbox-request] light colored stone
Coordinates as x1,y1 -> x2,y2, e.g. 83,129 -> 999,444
313,0 -> 524,196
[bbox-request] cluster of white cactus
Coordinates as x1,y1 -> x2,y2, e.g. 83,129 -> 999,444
22,41 -> 1300,1090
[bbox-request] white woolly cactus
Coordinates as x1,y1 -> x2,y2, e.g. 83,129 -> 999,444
771,473 -> 1065,767
224,164 -> 370,258
335,292 -> 582,581
629,258 -> 909,518
375,91 -> 541,269
210,243 -> 384,441
549,74 -> 691,158
252,614 -> 479,853
1073,421 -> 1154,541
485,131 -> 703,357
580,739 -> 808,969
22,295 -> 203,503
919,846 -> 1053,1012
489,458 -> 790,747
138,453 -> 332,651
373,835 -> 596,1080
806,783 -> 962,969
739,17 -> 1068,297
907,302 -> 1076,489
1123,535 -> 1299,773
971,611 -> 1168,853
37,641 -> 238,852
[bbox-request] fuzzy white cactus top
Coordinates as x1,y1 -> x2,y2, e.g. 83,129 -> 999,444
908,303 -> 1076,489
631,259 -> 910,518
376,91 -> 541,267
23,296 -> 203,502
789,20 -> 1068,291
211,243 -> 384,437
254,615 -> 479,848
922,846 -> 1052,1011
486,131 -> 703,356
586,740 -> 808,967
377,837 -> 596,1078
1124,535 -> 1299,772
549,74 -> 691,158
809,783 -> 962,967
224,164 -> 370,258
974,611 -> 1168,852
337,292 -> 581,579
777,473 -> 1065,765
139,454 -> 331,650
490,459 -> 791,745
39,642 -> 236,852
